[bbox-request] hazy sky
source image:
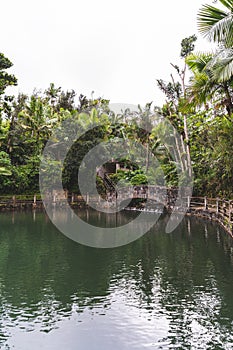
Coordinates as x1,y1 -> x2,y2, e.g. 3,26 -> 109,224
1,0 -> 214,106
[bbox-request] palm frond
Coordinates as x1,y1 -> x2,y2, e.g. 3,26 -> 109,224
212,48 -> 233,81
197,4 -> 233,46
187,72 -> 215,105
0,167 -> 12,176
186,52 -> 213,74
219,0 -> 233,11
204,47 -> 233,81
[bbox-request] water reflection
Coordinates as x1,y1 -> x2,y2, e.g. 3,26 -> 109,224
0,211 -> 232,349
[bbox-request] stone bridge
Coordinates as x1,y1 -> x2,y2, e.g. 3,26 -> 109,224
104,185 -> 191,210
42,185 -> 191,212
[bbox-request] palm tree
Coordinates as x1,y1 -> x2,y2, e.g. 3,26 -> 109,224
197,0 -> 233,82
186,52 -> 217,104
186,52 -> 233,117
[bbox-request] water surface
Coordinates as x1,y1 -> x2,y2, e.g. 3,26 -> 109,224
0,210 -> 233,349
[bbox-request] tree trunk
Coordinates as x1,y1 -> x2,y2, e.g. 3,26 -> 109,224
183,114 -> 192,178
224,83 -> 233,118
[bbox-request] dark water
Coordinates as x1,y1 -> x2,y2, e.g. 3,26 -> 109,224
0,210 -> 233,349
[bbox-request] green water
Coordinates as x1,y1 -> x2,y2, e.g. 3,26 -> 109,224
0,210 -> 233,349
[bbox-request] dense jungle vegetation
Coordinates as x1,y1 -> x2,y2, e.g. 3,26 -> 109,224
0,0 -> 233,198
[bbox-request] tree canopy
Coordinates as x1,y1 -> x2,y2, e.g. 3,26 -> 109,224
0,1 -> 233,198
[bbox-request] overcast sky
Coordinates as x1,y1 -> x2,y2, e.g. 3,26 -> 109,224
1,0 -> 214,106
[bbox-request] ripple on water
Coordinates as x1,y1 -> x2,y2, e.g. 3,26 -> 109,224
0,212 -> 232,349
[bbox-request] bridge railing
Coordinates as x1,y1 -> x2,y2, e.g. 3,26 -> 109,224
0,194 -> 43,209
185,196 -> 233,236
187,197 -> 232,218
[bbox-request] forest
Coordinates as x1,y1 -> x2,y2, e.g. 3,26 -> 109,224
0,0 -> 233,198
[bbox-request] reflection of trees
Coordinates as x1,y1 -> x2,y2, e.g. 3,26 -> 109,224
148,217 -> 233,348
0,212 -> 118,338
0,212 -> 232,347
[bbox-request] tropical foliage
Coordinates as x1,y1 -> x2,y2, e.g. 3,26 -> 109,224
197,0 -> 233,81
0,0 -> 232,198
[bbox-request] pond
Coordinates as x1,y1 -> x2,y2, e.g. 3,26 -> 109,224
0,210 -> 233,349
